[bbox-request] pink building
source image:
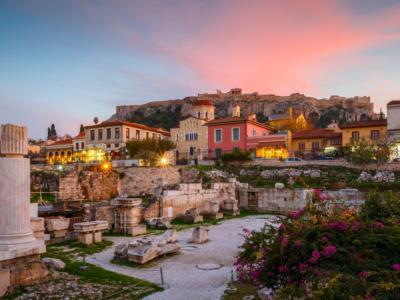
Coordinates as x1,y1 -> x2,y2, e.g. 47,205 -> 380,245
206,114 -> 276,159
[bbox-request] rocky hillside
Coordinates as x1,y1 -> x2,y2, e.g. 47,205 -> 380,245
111,89 -> 378,130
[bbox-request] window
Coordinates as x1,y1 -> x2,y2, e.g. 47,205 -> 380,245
371,130 -> 380,140
146,132 -> 149,139
331,138 -> 341,146
90,130 -> 95,141
215,129 -> 222,142
299,143 -> 305,150
232,128 -> 240,141
205,112 -> 208,119
252,129 -> 256,136
115,128 -> 120,139
152,133 -> 156,139
106,144 -> 111,149
197,112 -> 200,118
81,142 -> 84,149
176,133 -> 179,142
106,128 -> 111,139
98,129 -> 103,140
76,143 -> 79,150
312,142 -> 319,150
136,130 -> 140,140
115,143 -> 119,148
126,128 -> 130,139
352,131 -> 360,142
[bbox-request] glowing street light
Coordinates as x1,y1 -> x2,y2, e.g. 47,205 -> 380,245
101,161 -> 112,172
160,157 -> 168,166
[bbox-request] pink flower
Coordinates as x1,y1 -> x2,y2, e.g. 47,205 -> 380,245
278,223 -> 285,231
281,236 -> 289,247
288,209 -> 304,219
309,250 -> 320,264
371,221 -> 385,229
359,271 -> 369,279
278,265 -> 288,273
298,263 -> 308,274
328,221 -> 348,231
351,221 -> 362,232
320,236 -> 329,243
322,245 -> 336,258
294,239 -> 302,248
392,263 -> 400,271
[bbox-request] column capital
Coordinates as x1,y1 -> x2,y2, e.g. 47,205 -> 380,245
1,124 -> 28,156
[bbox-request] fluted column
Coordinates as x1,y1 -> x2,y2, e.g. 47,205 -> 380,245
0,124 -> 35,249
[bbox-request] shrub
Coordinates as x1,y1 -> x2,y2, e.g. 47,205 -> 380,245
235,190 -> 400,299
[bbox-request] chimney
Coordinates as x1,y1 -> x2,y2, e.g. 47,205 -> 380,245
232,105 -> 241,117
247,113 -> 257,122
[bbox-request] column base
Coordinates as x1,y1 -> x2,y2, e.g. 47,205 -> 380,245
0,240 -> 46,262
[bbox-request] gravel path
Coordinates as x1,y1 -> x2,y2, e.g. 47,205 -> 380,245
87,215 -> 274,300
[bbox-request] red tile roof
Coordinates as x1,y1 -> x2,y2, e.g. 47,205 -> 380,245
340,119 -> 387,129
293,128 -> 342,139
206,116 -> 274,130
193,99 -> 213,106
74,131 -> 85,139
85,120 -> 170,136
387,100 -> 400,106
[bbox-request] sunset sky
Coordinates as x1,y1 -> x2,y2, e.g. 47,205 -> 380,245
1,0 -> 400,138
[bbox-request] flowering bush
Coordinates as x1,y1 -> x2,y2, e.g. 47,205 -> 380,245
235,190 -> 400,298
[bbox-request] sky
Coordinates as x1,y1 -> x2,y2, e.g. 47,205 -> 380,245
1,0 -> 400,139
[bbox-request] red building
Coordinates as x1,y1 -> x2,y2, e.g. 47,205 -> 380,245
206,109 -> 281,158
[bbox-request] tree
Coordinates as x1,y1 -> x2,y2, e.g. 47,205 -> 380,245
47,124 -> 57,140
126,138 -> 176,166
346,140 -> 374,170
79,124 -> 84,133
93,117 -> 99,124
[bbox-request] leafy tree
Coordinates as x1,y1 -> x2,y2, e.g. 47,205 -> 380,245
47,124 -> 57,140
346,140 -> 374,170
221,149 -> 252,166
93,117 -> 99,124
126,138 -> 176,166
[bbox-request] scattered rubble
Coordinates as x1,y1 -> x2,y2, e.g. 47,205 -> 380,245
42,258 -> 65,270
260,168 -> 320,179
183,208 -> 203,223
115,230 -> 180,264
357,171 -> 395,183
188,227 -> 209,244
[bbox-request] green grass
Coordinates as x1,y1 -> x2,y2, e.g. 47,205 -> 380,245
41,240 -> 162,298
222,282 -> 260,300
30,193 -> 56,203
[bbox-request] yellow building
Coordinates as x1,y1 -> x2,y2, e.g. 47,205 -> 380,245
340,119 -> 387,147
44,139 -> 73,164
291,122 -> 342,158
170,99 -> 215,160
267,107 -> 311,132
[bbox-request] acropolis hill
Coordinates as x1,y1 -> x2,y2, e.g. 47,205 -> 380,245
112,88 -> 377,130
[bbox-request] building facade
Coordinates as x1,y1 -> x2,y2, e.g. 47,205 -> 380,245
267,106 -> 311,132
84,120 -> 170,161
340,119 -> 387,147
387,100 -> 400,160
170,100 -> 215,160
44,138 -> 73,164
206,108 -> 287,159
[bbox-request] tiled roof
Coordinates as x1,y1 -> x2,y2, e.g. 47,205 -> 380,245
293,128 -> 342,139
193,99 -> 213,106
74,131 -> 85,139
85,120 -> 170,136
45,139 -> 73,149
387,100 -> 400,106
340,119 -> 387,129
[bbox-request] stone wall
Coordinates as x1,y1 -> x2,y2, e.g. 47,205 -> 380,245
58,171 -> 118,201
159,182 -> 236,219
237,187 -> 365,213
118,166 -> 182,196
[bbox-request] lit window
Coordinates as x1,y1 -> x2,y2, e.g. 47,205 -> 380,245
215,129 -> 222,142
232,128 -> 240,141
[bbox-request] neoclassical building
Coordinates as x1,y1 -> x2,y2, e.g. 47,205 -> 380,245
170,100 -> 215,160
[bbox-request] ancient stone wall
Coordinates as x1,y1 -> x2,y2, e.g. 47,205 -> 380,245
58,171 -> 118,201
118,166 -> 182,196
159,182 -> 236,219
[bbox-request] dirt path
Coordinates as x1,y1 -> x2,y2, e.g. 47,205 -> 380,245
87,215 -> 274,300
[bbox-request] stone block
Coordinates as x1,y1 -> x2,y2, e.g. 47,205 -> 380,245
0,124 -> 28,156
45,217 -> 69,232
52,230 -> 67,239
0,268 -> 10,297
78,232 -> 93,245
93,231 -> 102,243
42,257 -> 65,270
128,224 -> 147,236
188,227 -> 209,244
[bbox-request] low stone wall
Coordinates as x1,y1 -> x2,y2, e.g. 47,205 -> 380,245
118,166 -> 182,196
237,187 -> 365,213
160,182 -> 236,219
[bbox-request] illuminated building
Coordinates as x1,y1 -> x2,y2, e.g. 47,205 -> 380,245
44,138 -> 73,164
340,119 -> 387,147
387,100 -> 400,161
267,106 -> 311,132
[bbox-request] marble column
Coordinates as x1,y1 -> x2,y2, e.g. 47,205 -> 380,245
0,124 -> 45,260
